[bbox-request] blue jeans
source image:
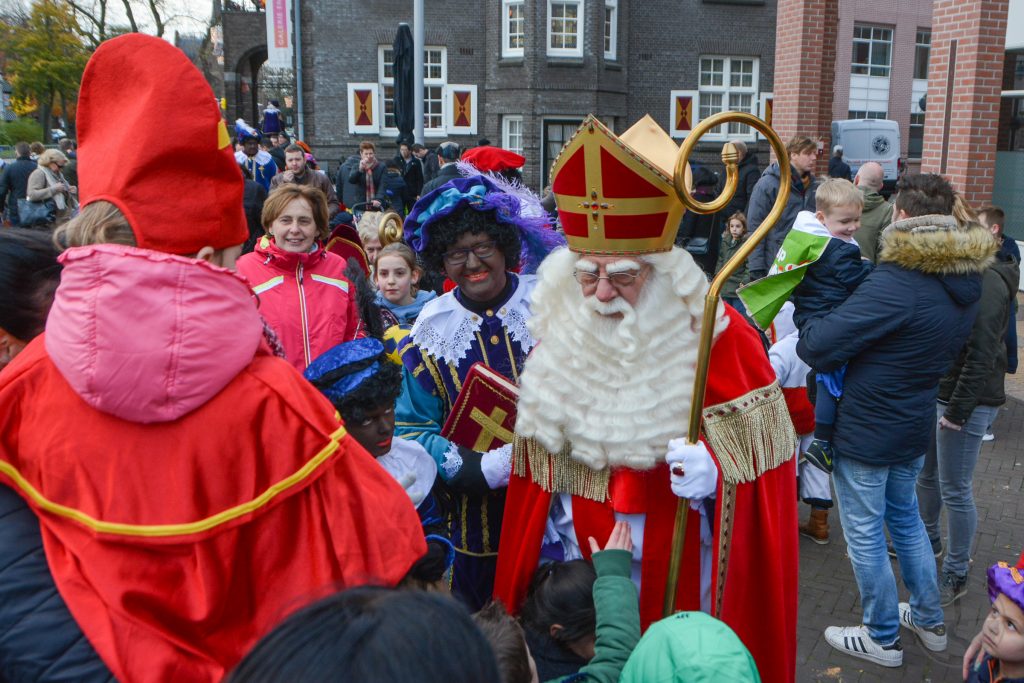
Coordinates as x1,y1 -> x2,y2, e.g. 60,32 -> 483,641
833,454 -> 944,643
917,402 -> 999,577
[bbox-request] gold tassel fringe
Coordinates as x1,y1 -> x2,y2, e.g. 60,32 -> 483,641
701,380 -> 796,484
513,435 -> 611,503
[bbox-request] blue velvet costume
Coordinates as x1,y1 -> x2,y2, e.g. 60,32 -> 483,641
395,273 -> 536,609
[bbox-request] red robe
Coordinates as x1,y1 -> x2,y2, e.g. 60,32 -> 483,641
0,340 -> 426,683
494,306 -> 798,682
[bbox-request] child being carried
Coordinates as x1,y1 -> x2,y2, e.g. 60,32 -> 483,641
788,179 -> 874,473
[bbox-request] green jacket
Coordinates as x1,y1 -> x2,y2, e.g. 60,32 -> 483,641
938,250 -> 1020,423
853,188 -> 893,263
619,611 -> 760,683
715,232 -> 749,298
548,549 -> 640,683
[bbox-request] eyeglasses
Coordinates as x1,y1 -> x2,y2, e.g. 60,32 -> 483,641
443,240 -> 498,265
573,269 -> 645,287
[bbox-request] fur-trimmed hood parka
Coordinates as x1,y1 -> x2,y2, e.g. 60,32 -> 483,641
796,213 -> 994,466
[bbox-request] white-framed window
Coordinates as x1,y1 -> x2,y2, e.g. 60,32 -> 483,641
502,115 -> 524,155
547,0 -> 583,57
604,0 -> 617,60
852,24 -> 893,78
913,29 -> 931,80
502,0 -> 525,58
378,45 -> 448,134
696,56 -> 759,140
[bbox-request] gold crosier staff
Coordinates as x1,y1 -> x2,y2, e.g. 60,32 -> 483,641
662,111 -> 791,618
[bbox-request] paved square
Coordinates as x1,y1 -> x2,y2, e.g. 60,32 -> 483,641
797,394 -> 1024,681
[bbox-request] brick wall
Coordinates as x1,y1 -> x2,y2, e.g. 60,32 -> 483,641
772,0 -> 838,174
921,0 -> 1009,205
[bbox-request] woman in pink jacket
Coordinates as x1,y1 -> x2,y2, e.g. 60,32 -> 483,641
237,184 -> 362,370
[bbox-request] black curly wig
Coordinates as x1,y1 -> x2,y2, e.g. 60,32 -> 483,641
419,205 -> 521,275
328,360 -> 404,425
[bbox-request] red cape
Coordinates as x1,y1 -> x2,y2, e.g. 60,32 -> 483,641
0,339 -> 426,682
494,307 -> 798,682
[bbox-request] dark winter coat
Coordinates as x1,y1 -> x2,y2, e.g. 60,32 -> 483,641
715,232 -> 749,298
938,249 -> 1020,424
0,156 -> 38,225
420,151 -> 440,183
722,151 -> 762,217
346,161 -> 387,209
0,486 -> 114,682
797,215 -> 995,466
336,154 -> 385,210
791,227 -> 874,331
746,162 -> 816,279
379,169 -> 410,215
395,154 -> 424,200
241,178 -> 267,254
828,156 -> 852,180
419,162 -> 462,196
853,188 -> 893,263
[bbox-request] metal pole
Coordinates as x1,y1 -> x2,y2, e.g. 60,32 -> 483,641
293,0 -> 304,140
413,0 -> 424,144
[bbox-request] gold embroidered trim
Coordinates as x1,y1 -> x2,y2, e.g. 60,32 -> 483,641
513,435 -> 611,503
701,380 -> 796,484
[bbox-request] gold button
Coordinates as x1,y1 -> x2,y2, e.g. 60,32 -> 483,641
490,335 -> 500,345
485,309 -> 494,317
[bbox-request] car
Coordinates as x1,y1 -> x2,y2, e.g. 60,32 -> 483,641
831,119 -> 902,197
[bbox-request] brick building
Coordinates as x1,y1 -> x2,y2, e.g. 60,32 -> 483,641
293,0 -> 779,188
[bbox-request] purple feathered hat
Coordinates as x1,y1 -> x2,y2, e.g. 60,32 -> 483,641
403,175 -> 564,274
987,551 -> 1024,613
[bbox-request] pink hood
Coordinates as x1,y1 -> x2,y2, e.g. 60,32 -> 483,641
45,244 -> 264,423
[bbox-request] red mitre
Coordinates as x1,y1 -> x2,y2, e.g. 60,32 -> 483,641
549,115 -> 692,255
462,145 -> 526,173
77,34 -> 247,254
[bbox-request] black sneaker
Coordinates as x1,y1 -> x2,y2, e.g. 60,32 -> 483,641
803,439 -> 835,473
939,571 -> 968,606
887,537 -> 943,559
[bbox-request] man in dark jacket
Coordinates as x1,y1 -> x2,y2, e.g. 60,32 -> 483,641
828,145 -> 852,180
917,219 -> 1019,607
746,135 -> 818,280
419,141 -> 462,195
720,139 -> 761,218
268,131 -> 288,172
393,142 -> 424,208
0,142 -> 38,226
852,161 -> 893,263
414,143 -> 439,184
339,141 -> 386,211
798,173 -> 994,669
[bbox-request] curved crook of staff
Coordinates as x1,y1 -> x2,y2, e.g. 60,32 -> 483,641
662,111 -> 791,618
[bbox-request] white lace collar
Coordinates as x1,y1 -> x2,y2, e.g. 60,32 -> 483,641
378,438 -> 438,508
410,274 -> 537,365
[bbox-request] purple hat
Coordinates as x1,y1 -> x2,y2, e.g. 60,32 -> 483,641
403,175 -> 564,273
987,551 -> 1024,613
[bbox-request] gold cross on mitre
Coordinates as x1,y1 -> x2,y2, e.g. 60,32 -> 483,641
550,115 -> 692,255
469,406 -> 514,451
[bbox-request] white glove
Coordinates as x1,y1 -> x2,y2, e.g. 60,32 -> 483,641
481,443 -> 513,490
665,438 -> 718,500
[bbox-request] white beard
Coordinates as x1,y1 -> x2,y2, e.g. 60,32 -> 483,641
516,246 -> 728,471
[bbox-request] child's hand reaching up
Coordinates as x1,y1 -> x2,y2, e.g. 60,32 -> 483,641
589,520 -> 633,555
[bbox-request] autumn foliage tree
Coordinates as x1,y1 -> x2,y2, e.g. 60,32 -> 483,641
2,0 -> 89,137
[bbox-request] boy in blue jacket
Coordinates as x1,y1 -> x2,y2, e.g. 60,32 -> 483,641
790,178 -> 873,473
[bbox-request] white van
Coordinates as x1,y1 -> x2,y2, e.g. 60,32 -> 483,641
830,119 -> 902,196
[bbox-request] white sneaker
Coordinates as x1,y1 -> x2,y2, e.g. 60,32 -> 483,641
898,602 -> 948,651
982,432 -> 995,442
824,624 -> 904,667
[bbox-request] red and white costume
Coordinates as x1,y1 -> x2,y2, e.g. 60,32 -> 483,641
492,115 -> 799,682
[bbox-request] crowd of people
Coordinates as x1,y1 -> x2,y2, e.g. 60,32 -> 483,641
1,32 -> 1022,683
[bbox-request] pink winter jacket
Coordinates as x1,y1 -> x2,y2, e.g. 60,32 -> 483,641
236,237 -> 362,370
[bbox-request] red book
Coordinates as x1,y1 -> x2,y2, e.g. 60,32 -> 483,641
442,362 -> 519,452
